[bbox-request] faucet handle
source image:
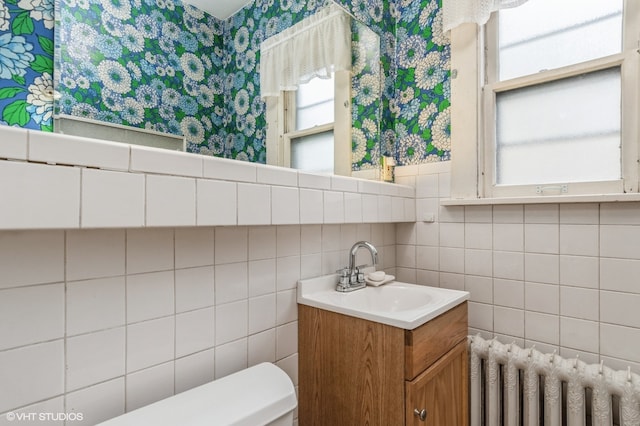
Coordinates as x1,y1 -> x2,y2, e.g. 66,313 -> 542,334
336,267 -> 350,276
336,267 -> 351,286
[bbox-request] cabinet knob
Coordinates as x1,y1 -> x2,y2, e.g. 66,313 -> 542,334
414,408 -> 427,421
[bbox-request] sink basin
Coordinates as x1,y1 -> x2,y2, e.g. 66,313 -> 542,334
297,274 -> 469,329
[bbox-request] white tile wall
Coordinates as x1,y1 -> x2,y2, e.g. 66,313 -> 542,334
0,341 -> 64,413
126,271 -> 174,323
29,132 -> 130,171
524,282 -> 559,315
524,224 -> 559,254
298,172 -> 331,190
202,156 -> 256,182
67,277 -> 125,336
344,192 -> 363,223
0,230 -> 64,289
0,138 -> 416,231
493,223 -> 523,252
272,187 -> 300,225
66,378 -> 125,425
323,191 -> 344,223
560,286 -> 598,321
67,230 -> 126,281
600,257 -> 640,292
175,267 -> 215,312
175,307 -> 216,357
493,279 -> 524,309
299,189 -> 324,224
524,253 -> 559,284
378,195 -> 393,222
215,339 -> 248,380
81,169 -> 145,228
11,132 -> 640,417
361,194 -> 379,223
215,262 -> 248,304
0,161 -> 80,229
394,161 -> 640,373
238,183 -> 271,225
126,228 -> 174,274
257,165 -> 298,186
126,317 -> 175,373
0,126 -> 28,160
248,294 -> 277,334
125,362 -> 174,411
248,329 -> 276,366
174,349 -> 215,393
0,284 -> 64,351
277,226 -> 301,257
130,145 -> 202,177
560,255 -> 599,288
196,180 -> 237,226
66,328 -> 125,391
560,317 -> 599,356
0,223 -> 396,422
175,227 -> 215,269
331,175 -> 359,192
146,175 -> 196,227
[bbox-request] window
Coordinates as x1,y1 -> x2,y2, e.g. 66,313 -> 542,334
450,0 -> 640,198
286,74 -> 336,174
266,71 -> 351,175
260,4 -> 353,176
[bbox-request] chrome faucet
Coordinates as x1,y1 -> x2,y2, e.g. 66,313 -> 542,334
336,241 -> 378,292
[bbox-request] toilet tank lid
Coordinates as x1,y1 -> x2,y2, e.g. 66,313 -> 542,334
97,363 -> 297,426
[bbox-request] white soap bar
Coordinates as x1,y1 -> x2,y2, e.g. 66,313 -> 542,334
367,271 -> 385,282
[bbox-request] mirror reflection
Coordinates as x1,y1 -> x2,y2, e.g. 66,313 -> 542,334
50,0 -> 388,178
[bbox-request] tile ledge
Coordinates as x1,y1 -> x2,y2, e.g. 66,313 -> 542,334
441,193 -> 640,206
20,130 -> 413,194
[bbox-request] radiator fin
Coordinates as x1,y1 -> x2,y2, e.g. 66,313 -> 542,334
469,336 -> 640,426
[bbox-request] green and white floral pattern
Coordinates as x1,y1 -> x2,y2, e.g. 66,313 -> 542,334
1,0 -> 452,167
55,0 -> 224,147
394,0 -> 450,164
0,0 -> 54,130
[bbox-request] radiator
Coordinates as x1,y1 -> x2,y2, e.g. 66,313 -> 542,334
469,335 -> 640,426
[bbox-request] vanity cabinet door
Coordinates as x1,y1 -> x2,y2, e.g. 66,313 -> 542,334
405,340 -> 469,426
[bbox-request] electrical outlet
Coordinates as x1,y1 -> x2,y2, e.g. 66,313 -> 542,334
422,212 -> 435,223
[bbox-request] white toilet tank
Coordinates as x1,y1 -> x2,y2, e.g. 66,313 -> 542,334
97,363 -> 297,426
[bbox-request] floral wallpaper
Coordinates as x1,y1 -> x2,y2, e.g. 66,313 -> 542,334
393,0 -> 451,164
351,19 -> 382,170
0,0 -> 54,131
0,0 -> 452,168
54,0 -> 224,148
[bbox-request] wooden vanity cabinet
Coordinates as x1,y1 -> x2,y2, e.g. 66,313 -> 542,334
298,301 -> 468,426
405,340 -> 468,426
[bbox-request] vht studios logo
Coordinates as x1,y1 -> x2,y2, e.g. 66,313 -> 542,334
5,412 -> 84,422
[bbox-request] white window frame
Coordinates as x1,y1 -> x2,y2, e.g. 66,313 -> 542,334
265,70 -> 352,176
450,0 -> 640,200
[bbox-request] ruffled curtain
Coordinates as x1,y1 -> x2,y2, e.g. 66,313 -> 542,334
260,4 -> 351,98
443,0 -> 529,32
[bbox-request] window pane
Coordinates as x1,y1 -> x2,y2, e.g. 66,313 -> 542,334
291,130 -> 334,174
496,68 -> 621,186
296,75 -> 334,130
499,0 -> 622,81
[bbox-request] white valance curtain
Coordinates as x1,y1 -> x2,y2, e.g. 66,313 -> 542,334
443,0 -> 529,32
260,4 -> 351,98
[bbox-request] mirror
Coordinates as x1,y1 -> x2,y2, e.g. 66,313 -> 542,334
52,0 -> 389,177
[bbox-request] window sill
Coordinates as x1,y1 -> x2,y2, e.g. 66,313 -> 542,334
440,193 -> 640,206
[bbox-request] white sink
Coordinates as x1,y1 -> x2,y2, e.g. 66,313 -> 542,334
297,274 -> 469,330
